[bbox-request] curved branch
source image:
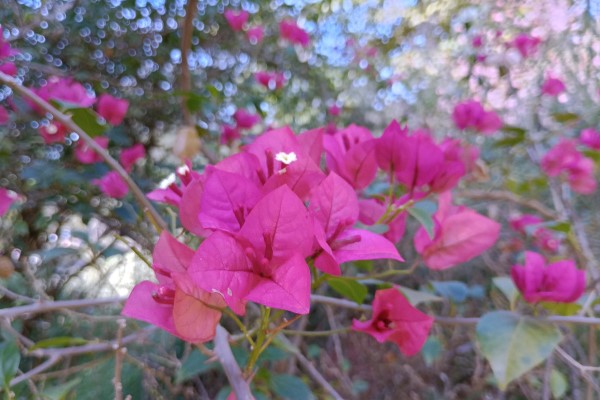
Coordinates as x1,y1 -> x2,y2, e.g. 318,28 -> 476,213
459,189 -> 558,220
0,297 -> 126,319
213,325 -> 253,400
0,71 -> 167,232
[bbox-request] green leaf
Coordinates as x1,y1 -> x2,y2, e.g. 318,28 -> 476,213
270,374 -> 315,400
421,337 -> 443,366
30,337 -> 89,350
582,149 -> 600,163
492,277 -> 518,308
327,277 -> 368,305
476,311 -> 562,390
550,369 -> 568,399
495,127 -> 526,148
0,341 -> 20,388
540,301 -> 581,316
175,350 -> 218,384
544,221 -> 571,233
41,378 -> 81,400
68,107 -> 108,137
431,281 -> 469,303
552,112 -> 579,124
397,286 -> 442,306
408,201 -> 436,239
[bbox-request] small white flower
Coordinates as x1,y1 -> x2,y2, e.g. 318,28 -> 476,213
275,151 -> 297,165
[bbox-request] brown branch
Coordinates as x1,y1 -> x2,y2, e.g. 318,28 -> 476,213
277,333 -> 344,400
0,71 -> 168,232
459,189 -> 559,220
180,0 -> 198,127
113,319 -> 127,400
213,325 -> 253,400
0,296 -> 126,319
310,295 -> 600,325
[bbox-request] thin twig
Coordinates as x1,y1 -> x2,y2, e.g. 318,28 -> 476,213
213,325 -> 253,400
0,71 -> 167,232
278,333 -> 344,400
460,189 -> 559,220
113,319 -> 126,400
0,296 -> 126,319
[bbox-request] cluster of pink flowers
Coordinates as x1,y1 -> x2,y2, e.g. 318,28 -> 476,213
254,71 -> 286,90
0,27 -> 17,125
0,188 -> 16,217
512,251 -> 585,304
223,9 -> 265,45
129,120 -> 499,353
279,19 -> 310,47
221,108 -> 262,144
509,214 -> 561,253
541,139 -> 596,194
510,33 -> 541,58
31,78 -> 129,144
541,76 -> 566,97
579,128 -> 600,150
452,100 -> 502,135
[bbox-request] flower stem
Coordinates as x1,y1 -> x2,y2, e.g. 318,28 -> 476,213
244,306 -> 271,376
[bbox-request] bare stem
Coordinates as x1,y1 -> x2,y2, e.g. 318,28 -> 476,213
213,325 -> 253,400
0,297 -> 126,319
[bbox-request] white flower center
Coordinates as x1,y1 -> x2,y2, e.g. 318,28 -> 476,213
275,151 -> 297,165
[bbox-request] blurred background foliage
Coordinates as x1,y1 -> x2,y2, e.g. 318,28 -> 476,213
2,0 -> 600,398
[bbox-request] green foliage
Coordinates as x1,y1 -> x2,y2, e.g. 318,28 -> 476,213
476,311 -> 562,390
0,341 -> 20,389
327,276 -> 368,304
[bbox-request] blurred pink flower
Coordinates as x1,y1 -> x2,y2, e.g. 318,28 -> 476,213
279,19 -> 310,47
452,100 -> 502,135
352,287 -> 433,356
579,128 -> 600,150
328,105 -> 341,116
511,251 -> 585,303
221,124 -> 241,144
39,123 -> 68,144
254,71 -> 286,90
541,139 -> 596,194
511,34 -> 541,58
224,9 -> 248,32
0,188 -> 15,216
509,214 -> 544,235
119,143 -> 145,171
0,105 -> 8,125
533,228 -> 560,253
97,93 -> 129,125
75,136 -> 108,164
414,191 -> 500,270
0,62 -> 16,76
233,109 -> 261,129
32,77 -> 95,113
93,171 -> 128,199
541,77 -> 566,96
246,26 -> 264,44
472,35 -> 484,48
0,27 -> 17,59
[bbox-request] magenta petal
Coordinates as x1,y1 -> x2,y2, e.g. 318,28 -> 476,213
172,289 -> 223,343
122,281 -> 178,336
199,168 -> 261,232
309,172 -> 359,239
297,127 -> 324,164
180,179 -> 211,237
239,185 -> 313,260
152,231 -> 194,286
333,228 -> 404,265
246,253 -> 311,314
343,139 -> 378,190
215,152 -> 263,187
262,150 -> 325,199
375,120 -> 408,174
313,221 -> 341,275
189,231 -> 254,312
